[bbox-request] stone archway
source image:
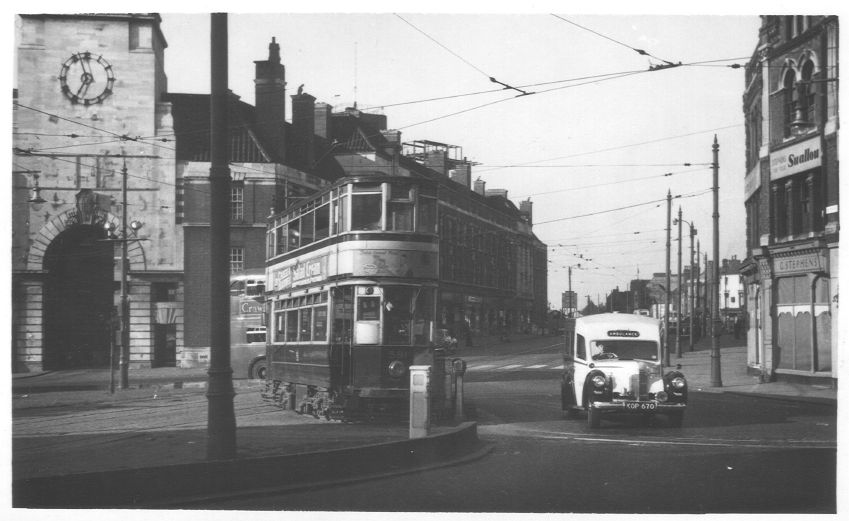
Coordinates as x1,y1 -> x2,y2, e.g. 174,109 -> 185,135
26,191 -> 148,369
42,225 -> 115,369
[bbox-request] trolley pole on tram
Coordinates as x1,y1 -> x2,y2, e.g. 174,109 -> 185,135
710,135 -> 723,387
207,12 -> 237,459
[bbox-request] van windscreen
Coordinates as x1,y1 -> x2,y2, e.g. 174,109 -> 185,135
589,340 -> 658,361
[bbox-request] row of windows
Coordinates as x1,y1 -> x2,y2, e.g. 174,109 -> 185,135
270,286 -> 435,346
274,295 -> 330,343
771,170 -> 823,239
781,59 -> 818,139
267,181 -> 437,259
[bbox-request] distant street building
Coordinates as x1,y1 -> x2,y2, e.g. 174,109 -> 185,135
740,16 -> 838,385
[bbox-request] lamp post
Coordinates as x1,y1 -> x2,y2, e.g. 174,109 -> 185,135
674,216 -> 697,352
664,189 -> 672,367
711,135 -> 722,387
102,163 -> 144,391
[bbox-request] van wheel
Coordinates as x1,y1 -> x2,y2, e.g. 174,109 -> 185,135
249,359 -> 268,380
588,406 -> 601,428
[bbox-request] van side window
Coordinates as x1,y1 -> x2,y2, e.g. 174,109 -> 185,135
576,334 -> 586,360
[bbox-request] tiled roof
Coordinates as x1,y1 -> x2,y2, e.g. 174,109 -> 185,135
164,93 -> 273,163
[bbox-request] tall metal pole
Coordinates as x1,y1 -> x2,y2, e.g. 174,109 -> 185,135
704,251 -> 709,338
696,240 -> 700,338
676,206 -> 682,358
664,190 -> 671,367
710,135 -> 723,387
689,223 -> 695,352
119,163 -> 129,389
568,266 -> 572,317
207,12 -> 236,459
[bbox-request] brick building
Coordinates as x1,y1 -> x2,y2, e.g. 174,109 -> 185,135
740,16 -> 838,385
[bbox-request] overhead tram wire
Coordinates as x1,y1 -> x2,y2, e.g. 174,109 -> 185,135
357,55 -> 747,113
534,188 -> 711,226
13,102 -> 295,186
513,167 -> 711,199
474,123 -> 742,175
550,14 -> 681,69
394,13 -> 533,97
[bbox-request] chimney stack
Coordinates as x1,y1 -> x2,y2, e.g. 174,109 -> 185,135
473,177 -> 486,195
424,149 -> 448,175
449,162 -> 471,188
254,37 -> 286,162
291,89 -> 316,168
314,102 -> 332,139
519,199 -> 533,225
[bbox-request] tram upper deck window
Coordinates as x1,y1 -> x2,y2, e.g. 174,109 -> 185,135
315,203 -> 330,241
351,183 -> 383,231
300,212 -> 315,247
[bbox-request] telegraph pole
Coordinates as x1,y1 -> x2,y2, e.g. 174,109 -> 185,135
689,222 -> 696,352
711,135 -> 723,387
207,12 -> 237,459
676,206 -> 682,358
664,189 -> 671,366
119,162 -> 130,389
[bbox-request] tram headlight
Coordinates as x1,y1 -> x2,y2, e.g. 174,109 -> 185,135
388,360 -> 407,378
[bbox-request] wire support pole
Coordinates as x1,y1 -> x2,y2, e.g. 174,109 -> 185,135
664,189 -> 672,367
710,135 -> 723,387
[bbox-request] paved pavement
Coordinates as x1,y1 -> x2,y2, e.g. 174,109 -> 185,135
11,330 -> 837,507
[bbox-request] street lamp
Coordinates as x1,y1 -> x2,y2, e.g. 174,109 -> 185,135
101,163 -> 144,391
674,215 -> 697,352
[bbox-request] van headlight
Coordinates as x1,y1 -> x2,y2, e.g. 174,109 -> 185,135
671,376 -> 686,389
388,360 -> 406,378
591,374 -> 607,388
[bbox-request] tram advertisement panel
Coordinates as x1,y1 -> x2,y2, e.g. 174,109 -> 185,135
268,248 -> 437,293
354,249 -> 436,278
269,255 -> 328,292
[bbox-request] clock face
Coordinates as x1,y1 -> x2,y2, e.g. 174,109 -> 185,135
58,52 -> 115,105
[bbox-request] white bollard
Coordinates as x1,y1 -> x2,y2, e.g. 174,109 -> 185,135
409,365 -> 431,439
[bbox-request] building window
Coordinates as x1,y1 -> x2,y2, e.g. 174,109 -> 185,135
799,60 -> 817,127
782,69 -> 797,138
772,171 -> 824,240
231,183 -> 244,221
746,190 -> 760,250
152,282 -> 177,302
230,247 -> 244,273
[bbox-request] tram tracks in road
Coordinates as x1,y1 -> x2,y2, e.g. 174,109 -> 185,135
478,424 -> 838,450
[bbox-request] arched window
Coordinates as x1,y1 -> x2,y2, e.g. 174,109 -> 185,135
799,60 -> 817,126
782,68 -> 797,138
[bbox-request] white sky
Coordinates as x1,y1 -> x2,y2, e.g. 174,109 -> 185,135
159,10 -> 761,307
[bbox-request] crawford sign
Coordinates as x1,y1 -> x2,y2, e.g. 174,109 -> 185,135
770,136 -> 821,181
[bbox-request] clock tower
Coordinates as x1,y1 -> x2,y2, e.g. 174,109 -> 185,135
13,14 -> 181,372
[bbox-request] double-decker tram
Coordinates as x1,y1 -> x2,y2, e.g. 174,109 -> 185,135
229,269 -> 268,379
264,174 -> 442,420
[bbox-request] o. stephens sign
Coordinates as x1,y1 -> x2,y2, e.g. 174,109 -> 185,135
771,137 -> 821,181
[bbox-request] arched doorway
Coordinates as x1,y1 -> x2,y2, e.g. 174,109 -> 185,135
43,225 -> 114,369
